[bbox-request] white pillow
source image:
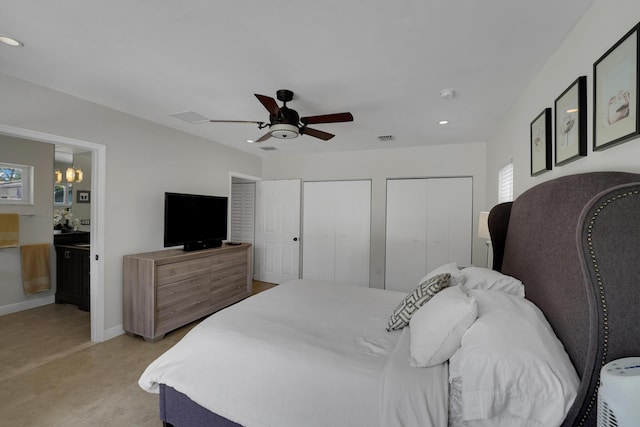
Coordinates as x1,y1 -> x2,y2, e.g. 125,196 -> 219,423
422,262 -> 466,287
409,285 -> 477,368
460,267 -> 524,297
449,289 -> 579,426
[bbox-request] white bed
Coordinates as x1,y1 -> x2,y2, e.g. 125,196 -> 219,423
140,279 -> 450,427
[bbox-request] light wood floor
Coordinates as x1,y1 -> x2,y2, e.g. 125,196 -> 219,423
0,280 -> 276,426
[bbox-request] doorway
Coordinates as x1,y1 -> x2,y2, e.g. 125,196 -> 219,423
0,123 -> 106,342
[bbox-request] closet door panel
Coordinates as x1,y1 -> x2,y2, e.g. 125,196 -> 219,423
302,180 -> 371,285
385,179 -> 428,292
302,182 -> 336,281
334,180 -> 371,286
425,177 -> 472,272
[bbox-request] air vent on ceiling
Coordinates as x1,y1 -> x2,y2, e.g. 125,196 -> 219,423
378,135 -> 395,142
169,111 -> 209,124
259,146 -> 277,151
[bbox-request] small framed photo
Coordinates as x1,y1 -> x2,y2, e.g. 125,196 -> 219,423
77,190 -> 91,203
555,76 -> 587,166
530,108 -> 552,176
593,24 -> 639,150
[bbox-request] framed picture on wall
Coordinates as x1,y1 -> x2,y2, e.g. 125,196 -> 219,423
593,24 -> 640,151
77,190 -> 91,203
530,108 -> 552,176
555,76 -> 587,166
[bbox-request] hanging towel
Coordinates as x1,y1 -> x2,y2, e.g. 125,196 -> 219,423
0,213 -> 19,248
21,243 -> 51,294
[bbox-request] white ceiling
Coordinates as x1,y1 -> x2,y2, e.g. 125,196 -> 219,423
0,0 -> 594,157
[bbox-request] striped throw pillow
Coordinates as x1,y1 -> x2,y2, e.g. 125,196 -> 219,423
386,273 -> 450,331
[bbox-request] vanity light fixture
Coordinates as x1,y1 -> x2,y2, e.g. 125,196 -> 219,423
66,167 -> 76,183
0,35 -> 24,47
65,167 -> 83,183
54,169 -> 62,184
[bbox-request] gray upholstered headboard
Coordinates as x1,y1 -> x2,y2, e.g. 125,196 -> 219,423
488,171 -> 640,427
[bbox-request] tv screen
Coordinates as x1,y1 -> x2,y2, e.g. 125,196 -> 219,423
164,192 -> 228,251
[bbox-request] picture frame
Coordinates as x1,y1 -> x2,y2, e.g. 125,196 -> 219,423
77,190 -> 91,203
555,76 -> 587,166
593,24 -> 640,151
530,108 -> 552,176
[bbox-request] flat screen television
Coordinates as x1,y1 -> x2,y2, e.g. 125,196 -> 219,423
164,192 -> 228,251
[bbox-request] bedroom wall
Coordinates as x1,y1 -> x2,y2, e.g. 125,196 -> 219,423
486,0 -> 640,206
262,142 -> 487,289
0,72 -> 262,339
0,135 -> 56,312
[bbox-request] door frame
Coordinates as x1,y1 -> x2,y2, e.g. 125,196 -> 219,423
0,123 -> 106,342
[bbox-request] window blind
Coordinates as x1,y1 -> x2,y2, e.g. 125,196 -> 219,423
498,162 -> 513,203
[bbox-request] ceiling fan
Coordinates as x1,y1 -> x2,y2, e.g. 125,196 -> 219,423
208,89 -> 353,142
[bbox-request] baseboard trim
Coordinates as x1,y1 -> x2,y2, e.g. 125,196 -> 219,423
101,324 -> 125,342
0,296 -> 56,316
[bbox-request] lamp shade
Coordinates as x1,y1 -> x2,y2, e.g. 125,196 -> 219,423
478,211 -> 490,240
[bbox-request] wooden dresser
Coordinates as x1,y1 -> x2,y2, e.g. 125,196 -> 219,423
123,243 -> 252,341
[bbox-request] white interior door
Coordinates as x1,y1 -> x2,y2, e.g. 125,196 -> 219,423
302,180 -> 371,286
254,179 -> 301,284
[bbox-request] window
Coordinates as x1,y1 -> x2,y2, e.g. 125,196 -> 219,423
0,162 -> 34,205
54,183 -> 73,206
498,162 -> 513,203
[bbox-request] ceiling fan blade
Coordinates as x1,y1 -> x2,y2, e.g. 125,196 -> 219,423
254,94 -> 280,115
302,127 -> 335,141
255,132 -> 272,143
300,112 -> 353,125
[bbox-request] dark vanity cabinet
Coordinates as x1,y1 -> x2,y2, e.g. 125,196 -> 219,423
54,232 -> 90,311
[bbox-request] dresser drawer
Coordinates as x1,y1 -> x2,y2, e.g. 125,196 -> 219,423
157,275 -> 210,309
211,264 -> 247,288
210,251 -> 246,273
157,257 -> 210,286
157,299 -> 211,334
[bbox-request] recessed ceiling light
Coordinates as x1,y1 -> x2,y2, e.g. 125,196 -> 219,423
438,120 -> 449,125
0,36 -> 24,47
246,139 -> 255,144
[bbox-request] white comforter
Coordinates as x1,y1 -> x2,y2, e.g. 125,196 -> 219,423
139,279 -> 448,427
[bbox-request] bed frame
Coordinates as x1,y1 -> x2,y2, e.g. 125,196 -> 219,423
489,171 -> 640,426
159,171 -> 640,427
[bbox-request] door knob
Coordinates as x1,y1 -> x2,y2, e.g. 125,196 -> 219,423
293,237 -> 298,242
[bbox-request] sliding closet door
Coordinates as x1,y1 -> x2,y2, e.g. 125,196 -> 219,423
385,177 -> 472,292
302,180 -> 371,286
385,179 -> 428,291
425,178 -> 472,272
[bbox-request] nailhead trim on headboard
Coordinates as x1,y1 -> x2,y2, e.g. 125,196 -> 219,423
579,189 -> 640,426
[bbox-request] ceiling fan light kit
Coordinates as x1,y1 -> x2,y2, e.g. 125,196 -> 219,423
270,123 -> 299,139
206,89 -> 353,143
